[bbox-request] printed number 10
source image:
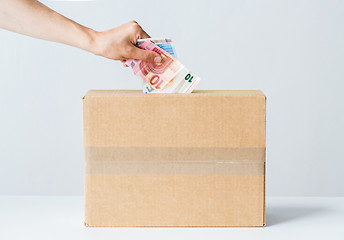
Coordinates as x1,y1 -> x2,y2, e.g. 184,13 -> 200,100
185,74 -> 194,82
150,75 -> 163,89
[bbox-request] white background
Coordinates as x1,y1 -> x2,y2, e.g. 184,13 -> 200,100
0,0 -> 343,196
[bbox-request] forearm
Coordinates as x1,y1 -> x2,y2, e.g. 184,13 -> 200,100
0,0 -> 96,52
0,0 -> 159,62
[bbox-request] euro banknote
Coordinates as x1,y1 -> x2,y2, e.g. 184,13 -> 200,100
135,38 -> 177,92
126,39 -> 200,93
137,38 -> 177,58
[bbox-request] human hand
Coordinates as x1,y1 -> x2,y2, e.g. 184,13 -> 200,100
88,21 -> 161,66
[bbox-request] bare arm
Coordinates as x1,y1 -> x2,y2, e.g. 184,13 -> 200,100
0,0 -> 161,63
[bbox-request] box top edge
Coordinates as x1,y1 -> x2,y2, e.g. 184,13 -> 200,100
84,90 -> 266,97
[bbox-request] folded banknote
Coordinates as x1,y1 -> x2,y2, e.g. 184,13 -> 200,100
126,38 -> 200,94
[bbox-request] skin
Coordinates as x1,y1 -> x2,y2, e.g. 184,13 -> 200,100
0,0 -> 162,66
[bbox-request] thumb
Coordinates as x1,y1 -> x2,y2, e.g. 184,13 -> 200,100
128,46 -> 162,63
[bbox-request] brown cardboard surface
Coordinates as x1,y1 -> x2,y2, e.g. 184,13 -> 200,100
83,90 -> 265,148
83,90 -> 266,227
85,174 -> 265,227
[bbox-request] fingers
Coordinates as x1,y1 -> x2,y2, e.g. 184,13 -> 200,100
140,29 -> 150,39
121,20 -> 157,64
131,20 -> 150,39
127,46 -> 162,63
127,20 -> 150,42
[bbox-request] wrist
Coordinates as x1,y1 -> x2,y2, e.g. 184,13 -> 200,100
80,27 -> 100,55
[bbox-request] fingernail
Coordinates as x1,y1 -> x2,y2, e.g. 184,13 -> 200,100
154,56 -> 161,63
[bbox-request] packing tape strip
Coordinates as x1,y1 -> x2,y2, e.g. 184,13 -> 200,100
84,147 -> 265,175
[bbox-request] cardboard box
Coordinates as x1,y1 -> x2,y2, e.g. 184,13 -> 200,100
83,90 -> 266,227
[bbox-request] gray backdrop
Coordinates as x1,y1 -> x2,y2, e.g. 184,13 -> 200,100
0,0 -> 343,196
